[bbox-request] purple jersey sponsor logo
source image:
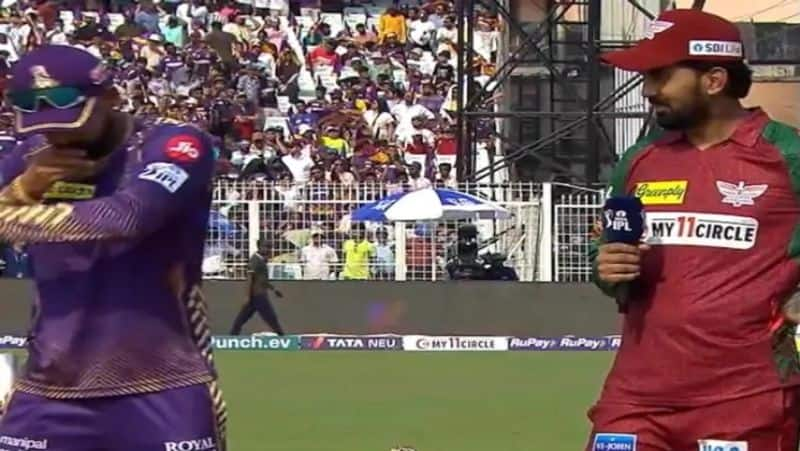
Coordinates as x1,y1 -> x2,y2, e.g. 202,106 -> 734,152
163,436 -> 217,451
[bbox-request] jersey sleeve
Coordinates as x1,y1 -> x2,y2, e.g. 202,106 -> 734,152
0,125 -> 214,243
0,138 -> 44,205
588,130 -> 663,297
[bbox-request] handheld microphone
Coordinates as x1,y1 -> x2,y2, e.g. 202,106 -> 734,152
602,196 -> 645,313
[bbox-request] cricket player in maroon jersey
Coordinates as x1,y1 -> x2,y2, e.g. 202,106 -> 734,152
0,45 -> 226,451
588,9 -> 800,451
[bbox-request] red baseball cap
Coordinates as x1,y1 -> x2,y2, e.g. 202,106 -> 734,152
601,9 -> 744,72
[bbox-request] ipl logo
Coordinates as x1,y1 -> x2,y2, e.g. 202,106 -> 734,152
604,210 -> 632,232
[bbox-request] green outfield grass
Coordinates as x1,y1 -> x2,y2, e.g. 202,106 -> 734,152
217,351 -> 614,451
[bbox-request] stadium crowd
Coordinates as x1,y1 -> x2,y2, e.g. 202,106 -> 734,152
0,0 -> 504,280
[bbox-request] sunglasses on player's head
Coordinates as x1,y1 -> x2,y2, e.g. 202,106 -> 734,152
7,86 -> 88,113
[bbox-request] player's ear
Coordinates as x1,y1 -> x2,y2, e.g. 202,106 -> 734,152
704,67 -> 728,96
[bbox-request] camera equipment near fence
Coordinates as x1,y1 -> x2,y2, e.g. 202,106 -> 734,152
446,225 -> 519,281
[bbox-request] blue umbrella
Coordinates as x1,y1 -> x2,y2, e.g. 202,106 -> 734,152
351,188 -> 511,222
208,210 -> 241,238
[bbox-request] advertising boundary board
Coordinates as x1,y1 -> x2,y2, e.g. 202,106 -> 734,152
0,334 -> 625,351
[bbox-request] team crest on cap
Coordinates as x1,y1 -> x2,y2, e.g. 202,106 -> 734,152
30,65 -> 59,89
644,20 -> 673,39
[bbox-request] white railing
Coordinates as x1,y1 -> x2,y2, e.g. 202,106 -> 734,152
204,181 -> 546,282
552,185 -> 605,282
203,181 -> 604,282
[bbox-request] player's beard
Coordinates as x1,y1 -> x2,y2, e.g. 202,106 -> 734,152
82,113 -> 120,160
651,85 -> 711,131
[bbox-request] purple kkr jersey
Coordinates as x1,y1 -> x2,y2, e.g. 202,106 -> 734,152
0,120 -> 217,399
162,55 -> 185,78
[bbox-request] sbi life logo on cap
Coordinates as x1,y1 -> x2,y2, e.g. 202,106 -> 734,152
592,433 -> 636,451
688,40 -> 743,57
698,439 -> 748,451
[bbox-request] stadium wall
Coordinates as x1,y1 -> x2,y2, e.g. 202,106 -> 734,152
0,280 -> 620,336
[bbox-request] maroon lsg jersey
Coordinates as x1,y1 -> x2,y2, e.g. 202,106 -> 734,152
591,110 -> 800,407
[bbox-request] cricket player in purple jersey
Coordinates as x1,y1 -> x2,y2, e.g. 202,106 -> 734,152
0,45 -> 226,451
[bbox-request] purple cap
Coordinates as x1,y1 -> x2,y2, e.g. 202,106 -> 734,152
9,45 -> 113,135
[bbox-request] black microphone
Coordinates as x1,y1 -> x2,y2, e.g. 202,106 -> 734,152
602,196 -> 645,313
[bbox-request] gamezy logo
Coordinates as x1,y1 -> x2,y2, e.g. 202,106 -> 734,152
163,436 -> 216,451
634,180 -> 687,205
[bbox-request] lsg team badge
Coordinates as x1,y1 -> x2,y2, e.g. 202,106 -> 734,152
592,433 -> 637,451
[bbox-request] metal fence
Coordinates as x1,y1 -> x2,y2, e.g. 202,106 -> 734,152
552,185 -> 605,282
204,181 -> 542,281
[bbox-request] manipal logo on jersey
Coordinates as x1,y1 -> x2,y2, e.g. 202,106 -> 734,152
644,212 -> 758,250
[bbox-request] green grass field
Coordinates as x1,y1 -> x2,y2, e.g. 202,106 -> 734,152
217,351 -> 614,451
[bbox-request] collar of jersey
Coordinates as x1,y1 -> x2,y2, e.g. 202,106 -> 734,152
658,108 -> 768,148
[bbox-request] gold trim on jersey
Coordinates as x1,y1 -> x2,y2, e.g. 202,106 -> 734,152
15,372 -> 214,399
188,286 -> 227,451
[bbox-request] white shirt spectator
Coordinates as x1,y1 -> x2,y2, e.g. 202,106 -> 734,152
409,175 -> 432,190
45,28 -> 68,45
436,26 -> 458,54
474,28 -> 498,61
0,39 -> 19,63
437,172 -> 458,189
86,43 -> 102,58
362,110 -> 395,141
177,2 -> 209,30
274,182 -> 300,212
140,45 -> 164,70
300,243 -> 338,280
409,18 -> 436,48
395,126 -> 435,147
282,151 -> 314,182
230,150 -> 261,169
391,102 -> 434,131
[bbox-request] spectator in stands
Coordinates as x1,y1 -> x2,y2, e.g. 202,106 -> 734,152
352,23 -> 376,47
300,230 -> 338,280
205,21 -> 236,74
341,223 -> 374,280
408,10 -> 435,51
408,162 -> 432,190
161,16 -> 186,47
0,0 -> 503,282
373,228 -> 394,280
378,7 -> 406,44
435,163 -> 457,189
0,243 -> 32,279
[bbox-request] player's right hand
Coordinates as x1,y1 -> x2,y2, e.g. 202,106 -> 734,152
19,148 -> 107,199
596,242 -> 650,284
